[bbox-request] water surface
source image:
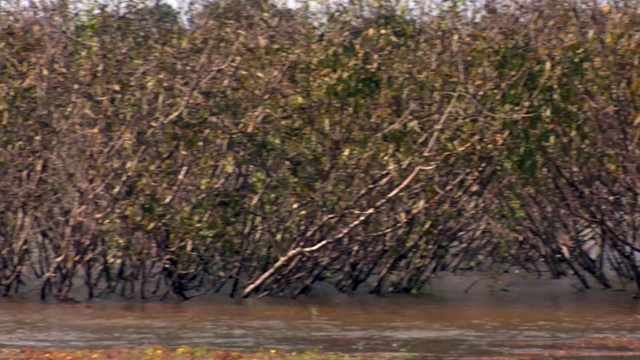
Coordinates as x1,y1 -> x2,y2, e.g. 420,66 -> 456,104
1,275 -> 639,358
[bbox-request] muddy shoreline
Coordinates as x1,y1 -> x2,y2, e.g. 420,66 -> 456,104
1,271 -> 637,304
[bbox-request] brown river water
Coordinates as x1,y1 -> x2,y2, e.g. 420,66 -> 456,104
1,274 -> 639,358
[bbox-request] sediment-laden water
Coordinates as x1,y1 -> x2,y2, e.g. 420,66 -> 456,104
1,275 -> 639,358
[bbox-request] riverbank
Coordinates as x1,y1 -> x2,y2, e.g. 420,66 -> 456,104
2,270 -> 637,304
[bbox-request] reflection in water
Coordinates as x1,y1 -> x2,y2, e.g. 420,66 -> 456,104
1,277 -> 640,357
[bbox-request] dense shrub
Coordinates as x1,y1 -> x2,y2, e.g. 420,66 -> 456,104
0,0 -> 638,300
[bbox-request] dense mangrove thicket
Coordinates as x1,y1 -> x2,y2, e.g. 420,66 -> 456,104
1,0 -> 639,301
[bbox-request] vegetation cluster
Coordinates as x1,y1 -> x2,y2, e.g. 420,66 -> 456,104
1,0 -> 639,301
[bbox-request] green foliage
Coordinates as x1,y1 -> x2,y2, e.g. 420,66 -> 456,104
0,0 -> 639,300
